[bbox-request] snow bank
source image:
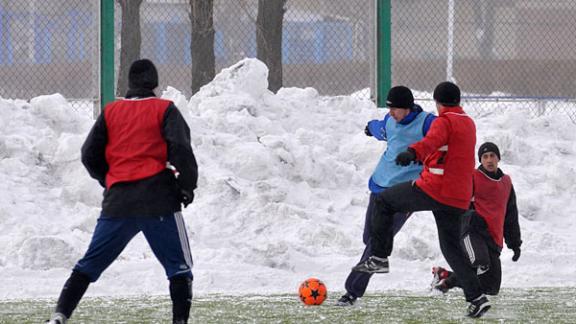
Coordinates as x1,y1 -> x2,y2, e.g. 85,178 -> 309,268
0,58 -> 574,299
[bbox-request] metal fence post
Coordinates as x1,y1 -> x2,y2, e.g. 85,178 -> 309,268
376,0 -> 391,108
100,0 -> 114,116
446,0 -> 455,82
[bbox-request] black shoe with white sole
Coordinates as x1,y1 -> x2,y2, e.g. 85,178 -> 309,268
335,293 -> 357,306
351,256 -> 389,273
45,313 -> 67,324
467,294 -> 491,318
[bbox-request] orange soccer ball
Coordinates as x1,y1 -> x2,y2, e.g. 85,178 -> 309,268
298,278 -> 327,305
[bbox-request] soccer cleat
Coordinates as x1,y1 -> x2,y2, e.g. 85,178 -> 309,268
45,312 -> 67,324
467,294 -> 491,318
351,256 -> 389,273
430,266 -> 451,293
335,293 -> 357,306
431,279 -> 450,293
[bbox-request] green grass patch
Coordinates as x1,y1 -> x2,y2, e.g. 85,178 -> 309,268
1,287 -> 575,323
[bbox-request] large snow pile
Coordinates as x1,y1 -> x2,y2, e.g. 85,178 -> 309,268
0,58 -> 575,299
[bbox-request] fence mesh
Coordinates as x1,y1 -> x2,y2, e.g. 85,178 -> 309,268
0,0 -> 575,121
134,0 -> 372,98
0,0 -> 99,111
391,0 -> 576,121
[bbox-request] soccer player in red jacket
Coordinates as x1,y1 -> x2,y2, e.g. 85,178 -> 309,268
353,82 -> 490,318
431,142 -> 522,296
47,59 -> 198,324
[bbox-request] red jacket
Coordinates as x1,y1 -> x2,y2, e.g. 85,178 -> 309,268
473,168 -> 512,248
104,97 -> 170,188
410,106 -> 476,210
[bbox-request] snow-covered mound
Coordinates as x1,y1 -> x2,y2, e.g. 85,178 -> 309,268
0,58 -> 574,299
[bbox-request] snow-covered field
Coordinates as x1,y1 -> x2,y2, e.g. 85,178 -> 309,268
1,59 -> 575,299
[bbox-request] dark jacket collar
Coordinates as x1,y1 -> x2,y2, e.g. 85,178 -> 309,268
398,104 -> 424,125
478,165 -> 504,180
125,88 -> 156,99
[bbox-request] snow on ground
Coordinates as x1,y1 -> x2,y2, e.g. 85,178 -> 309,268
0,58 -> 575,299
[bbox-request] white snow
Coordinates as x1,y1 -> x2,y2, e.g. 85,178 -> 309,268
0,58 -> 575,299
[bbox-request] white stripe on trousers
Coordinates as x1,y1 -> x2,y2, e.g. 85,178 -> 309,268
463,234 -> 476,264
175,211 -> 194,268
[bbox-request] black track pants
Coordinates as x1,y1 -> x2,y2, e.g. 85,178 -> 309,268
369,181 -> 483,302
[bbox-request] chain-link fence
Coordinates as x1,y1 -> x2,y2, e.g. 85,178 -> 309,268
0,0 -> 99,112
391,0 -> 576,121
1,0 -> 575,121
134,0 -> 372,98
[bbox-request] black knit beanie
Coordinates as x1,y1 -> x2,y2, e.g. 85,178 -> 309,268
433,81 -> 460,106
386,86 -> 414,109
128,59 -> 159,90
478,142 -> 501,162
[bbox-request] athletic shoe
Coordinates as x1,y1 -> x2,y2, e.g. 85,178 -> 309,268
335,293 -> 357,306
351,256 -> 389,273
432,279 -> 450,293
431,266 -> 451,293
467,294 -> 491,318
45,313 -> 67,324
477,265 -> 490,275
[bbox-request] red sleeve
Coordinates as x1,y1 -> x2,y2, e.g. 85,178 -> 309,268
409,117 -> 450,161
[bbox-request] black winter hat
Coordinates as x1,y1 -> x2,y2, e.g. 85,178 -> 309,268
128,59 -> 159,90
478,142 -> 501,162
433,81 -> 460,106
386,85 -> 414,109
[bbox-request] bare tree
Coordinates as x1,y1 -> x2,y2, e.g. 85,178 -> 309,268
256,0 -> 286,93
474,0 -> 496,59
116,0 -> 143,97
190,0 -> 215,94
216,1 -> 245,64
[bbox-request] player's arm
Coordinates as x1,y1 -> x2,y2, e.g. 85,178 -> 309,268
422,113 -> 437,136
409,117 -> 449,161
81,112 -> 108,188
162,103 -> 198,197
503,184 -> 522,250
365,114 -> 390,141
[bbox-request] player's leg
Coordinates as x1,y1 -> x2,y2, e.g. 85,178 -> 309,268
340,244 -> 372,305
50,216 -> 139,321
372,182 -> 439,257
169,275 -> 193,324
142,212 -> 193,323
353,182 -> 439,273
47,271 -> 90,324
341,207 -> 411,305
479,249 -> 502,295
460,211 -> 491,269
339,194 -> 377,305
433,210 -> 490,317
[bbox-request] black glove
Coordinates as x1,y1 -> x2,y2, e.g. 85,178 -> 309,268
512,247 -> 521,262
395,148 -> 417,166
181,190 -> 194,208
364,125 -> 372,137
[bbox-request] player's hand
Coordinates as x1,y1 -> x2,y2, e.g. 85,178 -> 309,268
364,125 -> 372,136
512,247 -> 521,262
181,190 -> 194,208
395,148 -> 417,166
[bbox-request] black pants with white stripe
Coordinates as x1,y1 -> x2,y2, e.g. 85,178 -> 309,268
445,248 -> 502,295
370,181 -> 483,302
448,210 -> 502,295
